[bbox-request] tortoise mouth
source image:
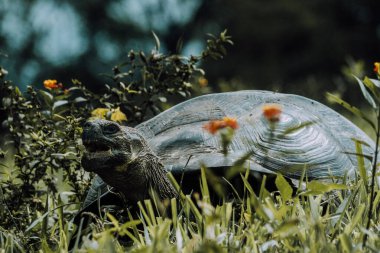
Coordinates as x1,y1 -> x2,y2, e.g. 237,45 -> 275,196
82,139 -> 115,171
83,140 -> 111,153
82,136 -> 129,173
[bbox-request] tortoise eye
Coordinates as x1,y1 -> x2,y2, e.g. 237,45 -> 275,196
103,124 -> 120,134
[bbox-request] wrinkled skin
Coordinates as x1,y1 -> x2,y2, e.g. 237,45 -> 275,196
82,119 -> 177,202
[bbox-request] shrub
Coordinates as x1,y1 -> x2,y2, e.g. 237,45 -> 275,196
0,31 -> 232,250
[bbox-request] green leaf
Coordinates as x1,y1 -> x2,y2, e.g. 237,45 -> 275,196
1,97 -> 11,108
74,97 -> 87,103
144,199 -> 157,226
240,173 -> 255,196
137,201 -> 152,227
185,195 -> 202,224
259,174 -> 270,200
14,86 -> 22,96
354,139 -> 368,189
363,77 -> 380,102
273,219 -> 299,238
42,195 -> 49,238
344,203 -> 365,234
275,174 -> 293,201
67,86 -> 81,91
178,91 -> 187,97
38,90 -> 54,107
326,92 -> 376,131
353,75 -> 377,108
171,198 -> 178,228
278,120 -> 317,138
226,151 -> 254,179
52,100 -> 69,113
306,181 -> 348,193
152,31 -> 160,51
342,151 -> 372,162
139,51 -> 147,64
167,172 -> 202,223
200,166 -> 210,201
339,233 -> 353,252
158,96 -> 167,103
331,191 -> 355,229
369,78 -> 380,88
25,211 -> 49,233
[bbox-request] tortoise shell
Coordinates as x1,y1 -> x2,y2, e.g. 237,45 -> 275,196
81,90 -> 374,210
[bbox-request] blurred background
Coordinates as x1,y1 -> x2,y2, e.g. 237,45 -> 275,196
1,0 -> 380,104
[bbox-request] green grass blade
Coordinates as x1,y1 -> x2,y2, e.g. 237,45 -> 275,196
137,201 -> 152,227
259,174 -> 268,200
72,217 -> 84,252
127,209 -> 140,240
185,195 -> 202,224
167,172 -> 186,201
339,233 -> 353,252
144,199 -> 157,226
200,166 -> 210,202
344,203 -> 365,234
240,173 -> 255,196
275,173 -> 293,201
353,75 -> 378,109
355,139 -> 368,190
326,92 -> 376,131
171,198 -> 178,228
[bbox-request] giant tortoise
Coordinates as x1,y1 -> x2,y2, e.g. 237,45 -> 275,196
77,90 -> 374,219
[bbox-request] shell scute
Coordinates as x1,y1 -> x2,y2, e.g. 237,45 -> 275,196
137,90 -> 374,179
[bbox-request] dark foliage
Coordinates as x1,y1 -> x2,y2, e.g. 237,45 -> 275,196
0,32 -> 232,246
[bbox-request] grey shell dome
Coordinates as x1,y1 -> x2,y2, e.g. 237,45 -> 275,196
138,90 -> 373,178
81,90 -> 374,209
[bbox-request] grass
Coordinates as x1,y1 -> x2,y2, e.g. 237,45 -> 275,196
1,165 -> 378,253
0,109 -> 379,253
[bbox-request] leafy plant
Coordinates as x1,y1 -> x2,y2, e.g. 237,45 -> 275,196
95,30 -> 233,125
327,62 -> 380,247
0,31 -> 233,251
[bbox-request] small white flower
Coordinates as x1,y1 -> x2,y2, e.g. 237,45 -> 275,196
176,228 -> 183,252
216,232 -> 227,244
260,240 -> 278,251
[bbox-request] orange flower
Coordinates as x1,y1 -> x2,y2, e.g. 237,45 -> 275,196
374,62 -> 380,75
203,117 -> 238,134
222,117 -> 238,129
262,104 -> 282,122
44,79 -> 63,89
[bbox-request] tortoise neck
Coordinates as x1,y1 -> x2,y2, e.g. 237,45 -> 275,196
143,154 -> 178,200
102,153 -> 177,203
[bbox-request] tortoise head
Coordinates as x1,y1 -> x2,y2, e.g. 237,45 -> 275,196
81,119 -> 176,201
81,119 -> 149,173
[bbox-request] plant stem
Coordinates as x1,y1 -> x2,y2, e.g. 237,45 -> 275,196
363,109 -> 380,247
